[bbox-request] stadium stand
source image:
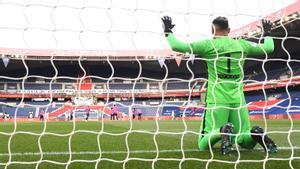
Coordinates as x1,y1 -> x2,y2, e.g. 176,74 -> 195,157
108,83 -> 147,90
4,65 -> 299,94
165,101 -> 185,106
1,60 -> 300,119
24,83 -> 62,90
0,83 -> 4,90
6,83 -> 18,91
166,82 -> 189,90
94,84 -> 104,89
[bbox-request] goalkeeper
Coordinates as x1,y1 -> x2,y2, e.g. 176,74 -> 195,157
162,16 -> 277,155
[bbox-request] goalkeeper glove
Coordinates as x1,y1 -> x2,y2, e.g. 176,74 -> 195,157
262,19 -> 272,36
161,16 -> 175,37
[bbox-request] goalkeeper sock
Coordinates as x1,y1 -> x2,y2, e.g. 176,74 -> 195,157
220,123 -> 234,155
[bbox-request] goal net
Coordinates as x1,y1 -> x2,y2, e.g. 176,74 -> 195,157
0,0 -> 299,169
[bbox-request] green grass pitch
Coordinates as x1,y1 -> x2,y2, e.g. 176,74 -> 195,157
0,119 -> 299,169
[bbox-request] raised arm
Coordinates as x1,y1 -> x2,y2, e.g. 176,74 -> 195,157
241,19 -> 275,56
166,33 -> 209,55
161,16 -> 208,56
241,37 -> 274,56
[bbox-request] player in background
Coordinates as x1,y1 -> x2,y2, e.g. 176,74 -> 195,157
28,111 -> 34,119
70,109 -> 74,121
85,107 -> 90,121
39,109 -> 44,121
171,110 -> 175,120
4,113 -> 10,121
162,16 -> 277,155
110,107 -> 113,120
111,105 -> 119,120
132,108 -> 136,120
137,108 -> 142,120
64,111 -> 69,121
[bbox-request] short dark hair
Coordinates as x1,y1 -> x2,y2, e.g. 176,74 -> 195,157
212,16 -> 229,30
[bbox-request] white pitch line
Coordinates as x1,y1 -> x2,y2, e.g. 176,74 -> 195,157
0,147 -> 299,157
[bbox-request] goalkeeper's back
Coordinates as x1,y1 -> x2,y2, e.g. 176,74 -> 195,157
166,34 -> 274,104
162,16 -> 274,104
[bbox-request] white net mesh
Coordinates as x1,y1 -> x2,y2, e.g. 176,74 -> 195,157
0,0 -> 300,169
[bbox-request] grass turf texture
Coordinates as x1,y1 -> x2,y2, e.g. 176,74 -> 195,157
0,120 -> 299,169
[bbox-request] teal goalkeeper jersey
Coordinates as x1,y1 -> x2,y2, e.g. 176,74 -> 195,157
166,34 -> 274,104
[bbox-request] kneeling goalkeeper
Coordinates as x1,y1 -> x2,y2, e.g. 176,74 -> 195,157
162,16 -> 277,155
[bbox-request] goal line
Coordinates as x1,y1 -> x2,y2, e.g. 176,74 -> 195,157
0,146 -> 298,157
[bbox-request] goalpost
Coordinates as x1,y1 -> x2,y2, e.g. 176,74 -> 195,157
0,0 -> 299,169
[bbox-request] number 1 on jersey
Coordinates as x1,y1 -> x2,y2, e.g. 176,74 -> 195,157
226,55 -> 231,73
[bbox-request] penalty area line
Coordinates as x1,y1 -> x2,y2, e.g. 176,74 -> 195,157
0,147 -> 299,157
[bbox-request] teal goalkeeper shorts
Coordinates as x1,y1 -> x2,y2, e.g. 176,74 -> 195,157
198,103 -> 257,150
